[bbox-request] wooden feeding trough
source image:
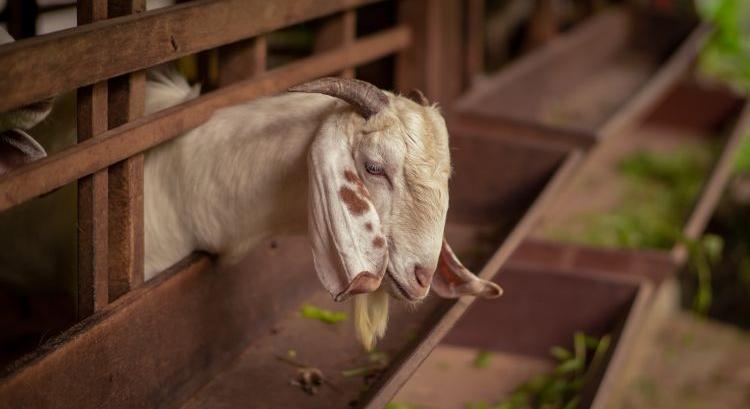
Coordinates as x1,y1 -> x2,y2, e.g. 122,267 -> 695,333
394,264 -> 651,409
452,6 -> 707,150
0,132 -> 578,408
511,81 -> 750,283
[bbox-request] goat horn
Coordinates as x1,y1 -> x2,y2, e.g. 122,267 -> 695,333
289,77 -> 389,119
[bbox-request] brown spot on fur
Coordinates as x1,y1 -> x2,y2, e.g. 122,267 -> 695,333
344,170 -> 359,184
373,236 -> 385,248
365,222 -> 373,232
340,186 -> 368,215
343,170 -> 371,200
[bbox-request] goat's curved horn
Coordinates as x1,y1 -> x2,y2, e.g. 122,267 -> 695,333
289,77 -> 389,119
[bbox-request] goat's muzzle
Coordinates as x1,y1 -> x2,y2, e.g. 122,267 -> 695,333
334,271 -> 382,302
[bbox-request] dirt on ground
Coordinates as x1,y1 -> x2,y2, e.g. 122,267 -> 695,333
614,312 -> 750,409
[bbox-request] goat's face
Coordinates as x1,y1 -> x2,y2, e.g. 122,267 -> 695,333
293,78 -> 502,349
354,95 -> 450,302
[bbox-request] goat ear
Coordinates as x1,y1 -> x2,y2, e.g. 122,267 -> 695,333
308,118 -> 387,302
431,238 -> 503,299
0,129 -> 47,175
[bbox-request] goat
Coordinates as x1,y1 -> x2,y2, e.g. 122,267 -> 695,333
1,61 -> 500,349
142,76 -> 502,349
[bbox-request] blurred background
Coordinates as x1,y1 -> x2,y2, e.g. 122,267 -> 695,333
1,0 -> 749,408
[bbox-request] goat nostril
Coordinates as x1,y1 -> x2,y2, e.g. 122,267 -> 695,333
414,265 -> 432,288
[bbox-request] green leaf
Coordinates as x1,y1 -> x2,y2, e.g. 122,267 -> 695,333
550,346 -> 572,361
299,304 -> 347,324
555,358 -> 583,375
473,350 -> 493,369
465,401 -> 490,409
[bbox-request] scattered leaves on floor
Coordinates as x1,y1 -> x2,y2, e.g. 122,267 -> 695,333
300,304 -> 347,324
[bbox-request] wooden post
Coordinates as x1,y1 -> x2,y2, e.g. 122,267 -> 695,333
217,36 -> 267,87
465,0 -> 485,86
314,10 -> 357,78
396,0 -> 462,105
107,0 -> 146,302
77,0 -> 109,319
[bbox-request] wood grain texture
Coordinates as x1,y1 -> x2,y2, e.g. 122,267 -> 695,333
0,27 -> 411,212
107,0 -> 147,301
76,0 -> 110,319
0,0 -> 382,112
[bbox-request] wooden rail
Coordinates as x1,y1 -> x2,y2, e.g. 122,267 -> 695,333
0,0 -> 381,112
0,26 -> 411,212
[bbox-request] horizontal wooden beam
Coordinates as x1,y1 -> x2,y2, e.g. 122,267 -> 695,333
0,0 -> 382,112
0,26 -> 411,212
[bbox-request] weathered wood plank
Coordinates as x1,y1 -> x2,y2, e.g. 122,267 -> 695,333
0,0 -> 382,112
107,0 -> 147,301
0,27 -> 411,211
314,10 -> 357,78
76,0 -> 110,319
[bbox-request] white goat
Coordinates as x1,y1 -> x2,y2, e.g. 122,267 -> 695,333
142,76 -> 502,349
1,51 -> 500,349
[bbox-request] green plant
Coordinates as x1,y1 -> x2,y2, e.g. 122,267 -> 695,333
567,146 -> 714,250
471,333 -> 611,409
696,0 -> 750,93
680,234 -> 724,314
473,350 -> 493,369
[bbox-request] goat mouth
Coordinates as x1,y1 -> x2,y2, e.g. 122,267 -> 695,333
386,270 -> 420,303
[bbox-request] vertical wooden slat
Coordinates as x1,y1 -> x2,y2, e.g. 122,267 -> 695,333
107,0 -> 146,302
218,36 -> 267,86
314,10 -> 357,78
524,0 -> 559,50
77,0 -> 109,319
465,0 -> 485,86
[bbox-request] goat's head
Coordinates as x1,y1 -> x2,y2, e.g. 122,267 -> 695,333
0,28 -> 51,175
290,78 -> 502,349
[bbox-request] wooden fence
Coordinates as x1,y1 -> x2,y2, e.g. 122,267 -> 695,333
0,0 -> 471,407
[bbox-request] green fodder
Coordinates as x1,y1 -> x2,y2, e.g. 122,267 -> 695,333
574,145 -> 715,250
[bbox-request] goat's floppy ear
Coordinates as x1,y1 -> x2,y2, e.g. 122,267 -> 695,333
308,118 -> 388,302
0,129 -> 47,175
432,238 -> 503,298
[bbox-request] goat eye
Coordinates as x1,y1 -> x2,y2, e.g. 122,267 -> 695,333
365,161 -> 385,176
